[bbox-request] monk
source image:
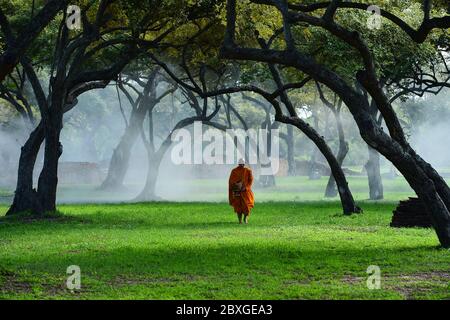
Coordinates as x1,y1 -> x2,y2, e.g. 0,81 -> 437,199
228,158 -> 255,224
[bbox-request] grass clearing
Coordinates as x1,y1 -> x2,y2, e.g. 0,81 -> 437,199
0,201 -> 449,299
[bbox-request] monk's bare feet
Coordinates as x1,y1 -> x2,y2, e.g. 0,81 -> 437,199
238,213 -> 243,224
244,215 -> 248,224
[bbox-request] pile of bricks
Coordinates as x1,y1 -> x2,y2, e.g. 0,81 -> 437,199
390,197 -> 432,228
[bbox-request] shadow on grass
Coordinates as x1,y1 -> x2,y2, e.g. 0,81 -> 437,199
2,242 -> 445,283
0,210 -> 90,224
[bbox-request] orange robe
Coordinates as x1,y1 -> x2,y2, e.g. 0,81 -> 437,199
228,166 -> 255,215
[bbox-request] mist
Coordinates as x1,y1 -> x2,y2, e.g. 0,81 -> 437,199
1,85 -> 450,204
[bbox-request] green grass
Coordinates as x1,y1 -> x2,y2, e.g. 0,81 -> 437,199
0,201 -> 449,300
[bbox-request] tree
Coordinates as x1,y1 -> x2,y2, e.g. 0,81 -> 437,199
7,0 -> 164,215
316,83 -> 350,198
100,69 -> 174,191
135,85 -> 228,201
5,0 -> 224,215
247,57 -> 360,213
220,0 -> 450,247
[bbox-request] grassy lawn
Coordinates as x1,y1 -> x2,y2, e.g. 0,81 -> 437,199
0,201 -> 449,300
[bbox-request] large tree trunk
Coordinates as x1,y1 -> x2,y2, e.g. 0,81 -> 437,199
356,102 -> 450,246
359,118 -> 450,246
7,108 -> 64,215
134,124 -> 176,201
391,154 -> 450,247
6,122 -> 44,215
412,152 -> 450,210
325,110 -> 349,198
365,146 -> 384,200
324,140 -> 348,197
134,153 -> 162,201
100,109 -> 146,190
279,115 -> 361,215
36,110 -> 63,213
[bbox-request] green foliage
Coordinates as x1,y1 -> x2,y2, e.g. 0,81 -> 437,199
233,0 -> 446,88
232,96 -> 267,128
